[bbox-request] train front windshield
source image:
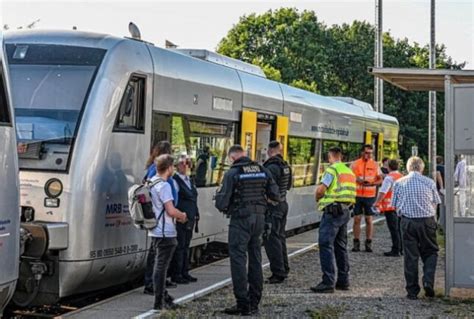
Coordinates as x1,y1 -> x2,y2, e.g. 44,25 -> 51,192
6,44 -> 106,171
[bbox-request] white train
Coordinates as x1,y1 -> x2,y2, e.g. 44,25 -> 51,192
4,29 -> 399,305
0,33 -> 20,314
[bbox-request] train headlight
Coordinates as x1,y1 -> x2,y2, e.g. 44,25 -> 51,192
44,179 -> 63,198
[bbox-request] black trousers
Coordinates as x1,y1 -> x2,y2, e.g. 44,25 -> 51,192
228,213 -> 265,309
264,208 -> 289,278
384,211 -> 402,254
144,241 -> 155,290
152,237 -> 177,307
170,221 -> 194,280
401,217 -> 439,296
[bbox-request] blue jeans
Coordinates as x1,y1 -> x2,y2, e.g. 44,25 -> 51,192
318,207 -> 351,286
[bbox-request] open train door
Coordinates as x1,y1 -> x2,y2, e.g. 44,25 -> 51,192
240,110 -> 257,160
377,133 -> 384,161
276,115 -> 289,160
240,110 -> 289,163
365,130 -> 384,162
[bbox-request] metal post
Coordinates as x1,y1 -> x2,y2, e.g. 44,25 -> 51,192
374,0 -> 383,113
444,75 -> 453,296
429,0 -> 437,180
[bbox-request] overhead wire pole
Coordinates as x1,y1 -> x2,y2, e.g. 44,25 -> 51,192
374,0 -> 383,113
429,0 -> 437,180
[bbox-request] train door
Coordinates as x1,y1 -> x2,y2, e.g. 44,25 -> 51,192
365,130 -> 384,161
240,110 -> 289,163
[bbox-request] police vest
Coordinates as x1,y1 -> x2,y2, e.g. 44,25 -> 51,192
232,161 -> 268,215
378,171 -> 403,212
351,158 -> 380,198
264,155 -> 291,199
318,162 -> 357,211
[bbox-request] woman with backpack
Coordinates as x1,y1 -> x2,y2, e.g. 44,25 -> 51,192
148,154 -> 187,310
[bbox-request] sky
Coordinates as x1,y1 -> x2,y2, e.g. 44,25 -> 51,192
1,0 -> 473,68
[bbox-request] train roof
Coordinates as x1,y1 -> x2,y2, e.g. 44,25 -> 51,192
4,29 -> 398,126
4,29 -> 124,50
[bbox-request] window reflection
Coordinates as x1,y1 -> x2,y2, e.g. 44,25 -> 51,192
383,140 -> 399,159
170,115 -> 234,187
454,154 -> 473,218
320,141 -> 363,178
288,137 -> 316,187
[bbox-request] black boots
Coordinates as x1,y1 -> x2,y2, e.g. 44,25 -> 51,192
352,239 -> 360,252
365,239 -> 373,252
310,282 -> 335,293
352,239 -> 373,252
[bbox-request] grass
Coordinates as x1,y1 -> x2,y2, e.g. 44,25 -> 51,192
306,304 -> 346,319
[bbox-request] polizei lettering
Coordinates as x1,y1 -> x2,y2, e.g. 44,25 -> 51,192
242,165 -> 261,173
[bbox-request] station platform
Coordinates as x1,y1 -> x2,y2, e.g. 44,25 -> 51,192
63,218 -> 378,319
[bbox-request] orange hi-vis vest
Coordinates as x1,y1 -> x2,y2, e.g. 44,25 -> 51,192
379,171 -> 404,212
351,158 -> 380,198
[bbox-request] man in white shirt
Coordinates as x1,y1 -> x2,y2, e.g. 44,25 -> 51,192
149,155 -> 187,310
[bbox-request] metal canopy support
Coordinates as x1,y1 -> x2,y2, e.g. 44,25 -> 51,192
374,0 -> 383,113
444,75 -> 454,294
428,0 -> 437,181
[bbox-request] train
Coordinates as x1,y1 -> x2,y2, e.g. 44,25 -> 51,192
0,32 -> 20,315
3,29 -> 399,306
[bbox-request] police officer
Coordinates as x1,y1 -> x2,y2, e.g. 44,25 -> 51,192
311,146 -> 356,293
263,141 -> 292,284
215,145 -> 280,316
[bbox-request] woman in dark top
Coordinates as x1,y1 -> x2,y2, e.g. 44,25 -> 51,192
170,155 -> 200,283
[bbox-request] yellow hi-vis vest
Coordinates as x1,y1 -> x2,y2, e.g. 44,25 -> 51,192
318,162 -> 357,211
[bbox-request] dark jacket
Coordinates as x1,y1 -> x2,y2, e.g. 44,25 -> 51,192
173,174 -> 199,222
264,154 -> 292,197
215,156 -> 280,217
264,154 -> 292,218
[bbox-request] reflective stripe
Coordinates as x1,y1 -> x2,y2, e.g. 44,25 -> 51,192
352,158 -> 380,198
319,162 -> 356,210
378,171 -> 404,212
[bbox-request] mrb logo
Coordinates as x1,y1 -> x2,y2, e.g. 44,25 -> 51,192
106,203 -> 123,215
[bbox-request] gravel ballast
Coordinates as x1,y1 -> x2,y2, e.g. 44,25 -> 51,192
157,221 -> 474,318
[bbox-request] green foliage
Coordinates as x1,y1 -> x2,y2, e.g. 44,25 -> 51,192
217,8 -> 465,160
290,79 -> 318,93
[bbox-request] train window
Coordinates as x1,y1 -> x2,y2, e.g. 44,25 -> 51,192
0,74 -> 10,124
320,141 -> 362,176
288,136 -> 317,187
151,112 -> 171,146
383,140 -> 399,159
170,115 -> 235,187
114,75 -> 145,133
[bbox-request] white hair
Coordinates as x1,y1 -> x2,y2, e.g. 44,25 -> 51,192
406,156 -> 425,173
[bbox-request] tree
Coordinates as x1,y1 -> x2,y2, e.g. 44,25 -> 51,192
217,8 -> 465,161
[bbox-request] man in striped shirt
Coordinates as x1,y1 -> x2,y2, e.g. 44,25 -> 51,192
391,156 -> 441,300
